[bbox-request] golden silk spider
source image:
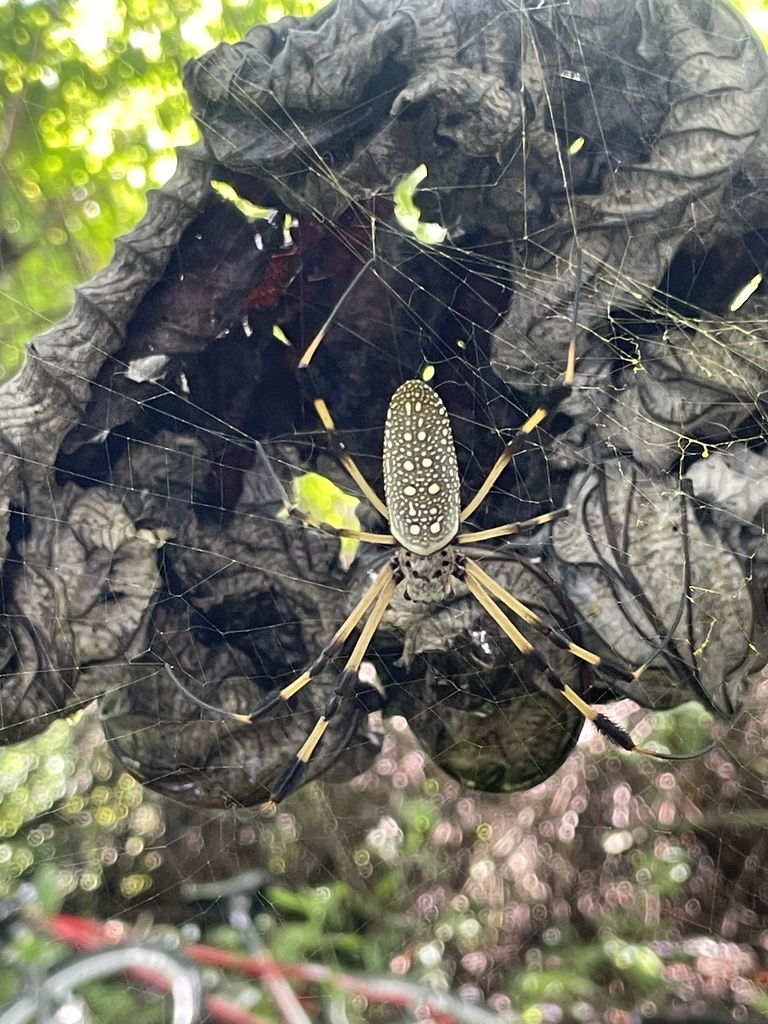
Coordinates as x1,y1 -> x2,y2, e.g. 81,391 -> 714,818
166,335 -> 703,810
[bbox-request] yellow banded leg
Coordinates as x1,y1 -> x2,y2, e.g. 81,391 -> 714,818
463,558 -> 637,682
462,573 -> 535,657
165,563 -> 395,726
262,570 -> 398,810
284,502 -> 396,546
462,563 -> 710,763
459,336 -> 576,524
313,397 -> 389,520
456,507 -> 569,545
559,684 -> 716,761
298,257 -> 374,369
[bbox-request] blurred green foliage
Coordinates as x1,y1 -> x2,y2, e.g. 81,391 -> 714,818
3,697 -> 766,1022
0,713 -> 163,907
0,0 -> 327,376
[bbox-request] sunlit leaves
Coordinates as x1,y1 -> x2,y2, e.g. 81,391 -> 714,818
295,471 -> 361,567
393,164 -> 448,245
0,0 -> 331,375
734,0 -> 768,40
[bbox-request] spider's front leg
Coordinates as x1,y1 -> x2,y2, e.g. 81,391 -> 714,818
254,438 -> 395,547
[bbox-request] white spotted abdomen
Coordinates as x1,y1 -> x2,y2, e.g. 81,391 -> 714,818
382,379 -> 461,556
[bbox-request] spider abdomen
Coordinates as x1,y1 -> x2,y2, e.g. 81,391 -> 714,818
382,379 -> 461,556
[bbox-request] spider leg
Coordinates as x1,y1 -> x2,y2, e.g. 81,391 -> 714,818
462,558 -> 709,761
459,336 -> 576,524
464,557 -> 635,682
462,564 -> 535,655
554,682 -> 717,761
465,509 -> 693,689
165,560 -> 396,726
284,503 -> 397,546
314,396 -> 389,519
456,506 -> 569,545
298,257 -> 374,369
263,565 -> 398,810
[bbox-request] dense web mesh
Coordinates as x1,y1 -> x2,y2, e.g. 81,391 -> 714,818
2,0 -> 768,1020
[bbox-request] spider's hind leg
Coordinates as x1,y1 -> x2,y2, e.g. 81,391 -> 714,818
263,562 -> 398,810
461,557 -> 712,763
165,560 -> 397,729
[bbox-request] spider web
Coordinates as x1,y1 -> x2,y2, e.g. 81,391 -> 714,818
2,1 -> 768,1021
